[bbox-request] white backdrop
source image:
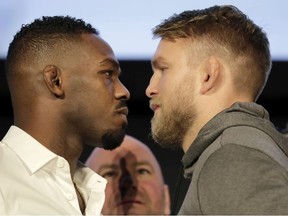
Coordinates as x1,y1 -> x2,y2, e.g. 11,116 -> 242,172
0,0 -> 287,60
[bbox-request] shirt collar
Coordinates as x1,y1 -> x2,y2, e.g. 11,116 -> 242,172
2,125 -> 57,174
74,162 -> 107,190
2,125 -> 107,189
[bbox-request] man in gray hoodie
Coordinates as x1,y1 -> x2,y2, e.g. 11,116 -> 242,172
146,4 -> 288,215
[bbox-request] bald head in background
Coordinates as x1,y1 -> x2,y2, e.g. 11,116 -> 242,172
85,135 -> 170,215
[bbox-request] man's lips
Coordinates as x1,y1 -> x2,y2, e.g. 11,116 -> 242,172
116,107 -> 129,116
150,103 -> 160,112
117,200 -> 142,206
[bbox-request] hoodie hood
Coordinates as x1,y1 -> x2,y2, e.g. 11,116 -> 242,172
182,102 -> 288,177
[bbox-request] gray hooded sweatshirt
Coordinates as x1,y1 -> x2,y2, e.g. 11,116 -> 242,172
178,102 -> 288,215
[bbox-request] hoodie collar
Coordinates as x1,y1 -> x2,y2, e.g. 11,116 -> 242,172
181,102 -> 286,175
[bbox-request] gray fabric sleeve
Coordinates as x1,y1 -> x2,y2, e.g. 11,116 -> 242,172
198,144 -> 288,215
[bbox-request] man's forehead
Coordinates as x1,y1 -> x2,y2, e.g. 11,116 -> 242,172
100,150 -> 153,165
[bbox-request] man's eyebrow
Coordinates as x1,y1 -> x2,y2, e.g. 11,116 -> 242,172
151,58 -> 159,68
151,56 -> 167,69
98,164 -> 118,172
135,161 -> 154,169
99,58 -> 120,68
98,58 -> 122,75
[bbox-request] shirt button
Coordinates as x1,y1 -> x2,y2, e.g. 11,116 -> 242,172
66,193 -> 74,200
57,160 -> 64,168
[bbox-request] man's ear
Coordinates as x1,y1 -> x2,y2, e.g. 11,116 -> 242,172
200,56 -> 220,94
43,65 -> 64,98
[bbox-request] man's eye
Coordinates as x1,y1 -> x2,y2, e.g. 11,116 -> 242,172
104,71 -> 113,76
159,67 -> 168,72
102,171 -> 118,179
137,168 -> 151,175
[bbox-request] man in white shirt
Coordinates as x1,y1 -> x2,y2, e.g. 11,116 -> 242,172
1,15 -> 130,215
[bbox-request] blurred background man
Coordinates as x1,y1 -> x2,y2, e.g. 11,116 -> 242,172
85,135 -> 170,215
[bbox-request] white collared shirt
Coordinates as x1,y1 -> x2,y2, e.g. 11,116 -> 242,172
0,126 -> 107,215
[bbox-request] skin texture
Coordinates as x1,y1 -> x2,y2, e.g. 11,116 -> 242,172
5,16 -> 131,214
146,39 -> 198,150
85,135 -> 170,215
146,5 -> 271,153
146,38 -> 250,152
9,33 -> 130,180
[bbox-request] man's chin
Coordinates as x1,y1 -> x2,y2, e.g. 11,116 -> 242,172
115,205 -> 148,215
102,124 -> 127,150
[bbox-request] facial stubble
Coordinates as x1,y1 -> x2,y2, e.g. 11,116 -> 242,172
151,82 -> 196,149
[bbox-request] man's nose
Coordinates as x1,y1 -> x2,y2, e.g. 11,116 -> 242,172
119,170 -> 136,198
146,73 -> 159,98
120,172 -> 133,187
116,79 -> 130,100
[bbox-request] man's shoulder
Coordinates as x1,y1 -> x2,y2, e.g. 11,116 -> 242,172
193,125 -> 288,182
192,130 -> 288,215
